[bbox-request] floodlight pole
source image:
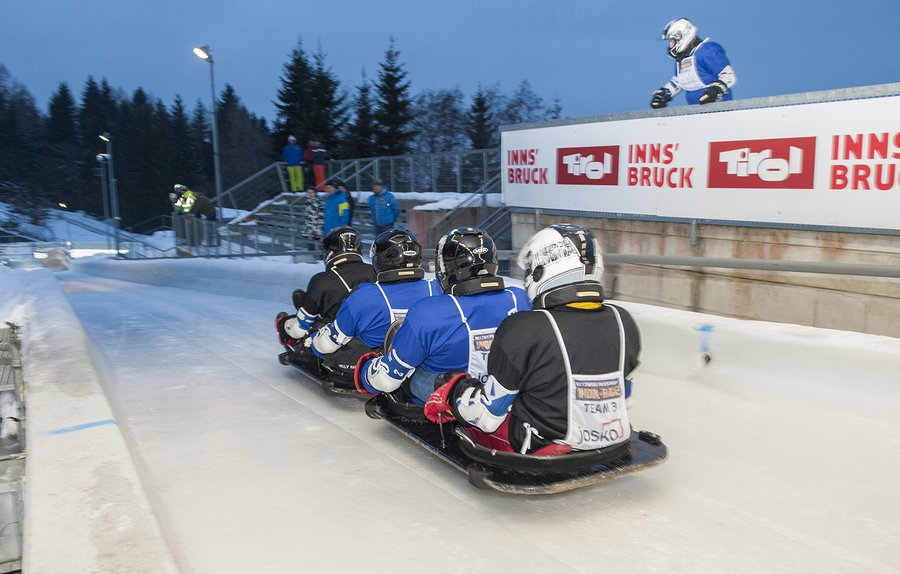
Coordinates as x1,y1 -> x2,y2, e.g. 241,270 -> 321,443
194,45 -> 224,221
96,153 -> 111,249
99,133 -> 121,257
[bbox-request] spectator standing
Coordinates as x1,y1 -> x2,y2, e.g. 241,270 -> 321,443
322,180 -> 351,237
368,180 -> 400,236
302,186 -> 324,242
282,135 -> 305,192
335,180 -> 356,226
306,138 -> 330,190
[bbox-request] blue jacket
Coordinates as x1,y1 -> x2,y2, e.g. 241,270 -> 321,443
668,39 -> 735,105
310,277 -> 440,356
322,191 -> 351,236
282,143 -> 304,166
358,286 -> 531,396
368,190 -> 400,227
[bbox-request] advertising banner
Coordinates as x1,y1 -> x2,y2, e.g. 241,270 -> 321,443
501,96 -> 900,230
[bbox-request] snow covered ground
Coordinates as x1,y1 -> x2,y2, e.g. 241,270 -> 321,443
2,254 -> 900,573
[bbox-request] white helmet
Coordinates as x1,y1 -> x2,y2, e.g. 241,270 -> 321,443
517,224 -> 604,301
173,184 -> 188,193
662,18 -> 698,59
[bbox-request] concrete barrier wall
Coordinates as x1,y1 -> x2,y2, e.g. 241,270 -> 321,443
511,211 -> 900,338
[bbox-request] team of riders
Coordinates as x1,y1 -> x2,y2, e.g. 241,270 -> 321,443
275,223 -> 642,457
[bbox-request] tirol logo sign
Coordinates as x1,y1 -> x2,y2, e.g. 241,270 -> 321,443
556,146 -> 620,185
708,137 -> 817,189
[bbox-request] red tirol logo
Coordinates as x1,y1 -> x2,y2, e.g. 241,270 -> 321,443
556,146 -> 620,185
708,137 -> 817,189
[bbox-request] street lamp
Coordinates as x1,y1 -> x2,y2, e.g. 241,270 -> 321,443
193,44 -> 223,221
95,153 -> 111,250
99,132 -> 121,256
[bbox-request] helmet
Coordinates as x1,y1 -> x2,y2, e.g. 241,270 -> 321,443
322,226 -> 362,261
173,184 -> 188,193
370,229 -> 422,274
517,224 -> 603,301
662,18 -> 698,59
435,227 -> 498,292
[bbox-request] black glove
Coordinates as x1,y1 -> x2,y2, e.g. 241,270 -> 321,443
699,81 -> 727,104
650,88 -> 672,109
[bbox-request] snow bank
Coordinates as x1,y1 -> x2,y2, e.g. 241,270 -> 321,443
0,268 -> 177,573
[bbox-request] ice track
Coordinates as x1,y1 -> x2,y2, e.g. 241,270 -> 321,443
57,271 -> 900,574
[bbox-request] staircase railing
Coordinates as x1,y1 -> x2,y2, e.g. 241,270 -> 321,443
426,173 -> 502,246
213,162 -> 289,212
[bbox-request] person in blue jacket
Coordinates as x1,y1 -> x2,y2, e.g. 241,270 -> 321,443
368,180 -> 401,236
307,229 -> 439,385
322,180 -> 351,237
282,135 -> 305,192
355,227 -> 531,404
650,18 -> 737,108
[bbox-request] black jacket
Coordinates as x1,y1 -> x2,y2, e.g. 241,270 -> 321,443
453,301 -> 640,453
299,255 -> 375,325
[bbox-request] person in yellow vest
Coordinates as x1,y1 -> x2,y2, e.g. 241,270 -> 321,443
171,184 -> 196,214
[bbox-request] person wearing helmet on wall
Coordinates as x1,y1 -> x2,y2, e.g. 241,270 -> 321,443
422,224 -> 641,455
306,229 -> 439,385
650,18 -> 737,108
276,226 -> 375,366
355,227 -> 531,404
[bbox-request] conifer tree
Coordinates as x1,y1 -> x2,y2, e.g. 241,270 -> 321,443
169,96 -> 200,190
217,84 -> 271,191
45,83 -> 81,208
372,37 -> 414,156
190,100 -> 213,193
466,86 -> 496,149
410,88 -> 466,153
273,40 -> 314,155
115,88 -> 159,225
344,70 -> 377,158
78,76 -> 119,216
307,48 -> 348,155
0,65 -> 47,223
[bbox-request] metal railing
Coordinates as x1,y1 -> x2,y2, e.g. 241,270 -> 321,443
601,254 -> 900,278
215,162 -> 289,212
328,148 -> 500,194
426,173 -> 502,246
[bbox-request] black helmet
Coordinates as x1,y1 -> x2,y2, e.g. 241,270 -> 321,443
322,226 -> 362,261
370,229 -> 422,274
435,227 -> 498,292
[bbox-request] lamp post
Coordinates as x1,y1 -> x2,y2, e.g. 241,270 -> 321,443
193,44 -> 223,222
95,153 -> 111,250
99,133 -> 121,256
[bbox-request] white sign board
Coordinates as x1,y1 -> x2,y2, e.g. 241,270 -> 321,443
501,96 -> 900,230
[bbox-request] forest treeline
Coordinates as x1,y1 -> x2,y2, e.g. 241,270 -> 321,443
0,38 -> 560,229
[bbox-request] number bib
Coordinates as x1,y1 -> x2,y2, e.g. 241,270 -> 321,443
449,291 -> 519,383
538,307 -> 631,450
